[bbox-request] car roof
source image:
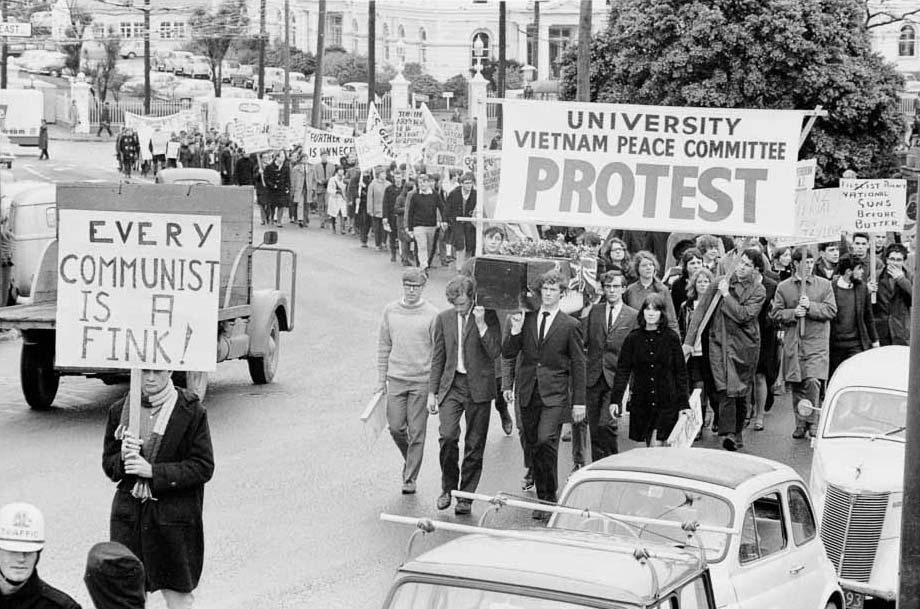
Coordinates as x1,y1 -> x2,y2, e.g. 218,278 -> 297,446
156,168 -> 221,185
399,529 -> 701,605
826,345 -> 910,395
585,447 -> 791,489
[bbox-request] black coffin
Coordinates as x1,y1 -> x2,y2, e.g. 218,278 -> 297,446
472,255 -> 572,311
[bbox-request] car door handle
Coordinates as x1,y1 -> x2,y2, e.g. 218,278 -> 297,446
789,564 -> 805,575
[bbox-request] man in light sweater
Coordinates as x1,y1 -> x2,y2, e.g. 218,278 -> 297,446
377,268 -> 440,494
366,167 -> 389,251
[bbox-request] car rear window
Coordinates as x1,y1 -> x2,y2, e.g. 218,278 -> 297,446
554,480 -> 733,563
386,582 -> 617,609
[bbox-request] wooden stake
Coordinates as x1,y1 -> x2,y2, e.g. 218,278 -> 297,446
128,369 -> 142,439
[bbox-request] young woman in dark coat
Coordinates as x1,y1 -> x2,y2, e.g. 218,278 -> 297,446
609,293 -> 690,446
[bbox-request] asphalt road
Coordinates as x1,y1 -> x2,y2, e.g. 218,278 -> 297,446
0,149 -> 815,607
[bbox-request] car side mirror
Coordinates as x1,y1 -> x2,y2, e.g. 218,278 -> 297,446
262,230 -> 278,246
796,398 -> 820,419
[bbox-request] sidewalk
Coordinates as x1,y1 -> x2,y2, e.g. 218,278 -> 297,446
48,122 -> 119,143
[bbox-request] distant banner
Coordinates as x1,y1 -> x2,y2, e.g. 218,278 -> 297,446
304,127 -> 355,163
227,120 -> 270,154
840,178 -> 907,233
496,100 -> 805,236
775,188 -> 847,247
365,102 -> 396,157
124,110 -> 201,135
357,102 -> 396,169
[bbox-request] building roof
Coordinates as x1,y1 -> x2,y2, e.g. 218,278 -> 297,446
585,447 -> 790,489
399,528 -> 701,606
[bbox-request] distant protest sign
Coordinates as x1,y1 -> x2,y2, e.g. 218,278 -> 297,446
775,188 -> 847,247
394,109 -> 427,148
796,159 -> 816,191
840,178 -> 907,233
55,211 -> 221,371
124,110 -> 201,135
496,100 -> 805,236
228,120 -> 269,153
438,121 -> 466,154
304,127 -> 355,162
463,153 -> 502,218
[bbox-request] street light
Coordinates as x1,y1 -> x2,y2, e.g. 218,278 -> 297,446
472,34 -> 485,75
395,37 -> 405,76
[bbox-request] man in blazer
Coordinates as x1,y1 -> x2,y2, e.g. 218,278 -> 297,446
308,152 -> 335,226
504,270 -> 587,520
429,276 -> 502,515
581,270 -> 638,462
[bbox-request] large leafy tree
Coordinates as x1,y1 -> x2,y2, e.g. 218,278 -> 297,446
189,0 -> 249,97
559,0 -> 906,185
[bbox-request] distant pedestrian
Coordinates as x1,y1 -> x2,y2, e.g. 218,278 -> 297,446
119,128 -> 140,178
429,275 -> 502,515
289,153 -> 308,227
326,166 -> 348,234
97,103 -> 113,137
69,100 -> 80,133
0,502 -> 82,609
772,248 -> 837,439
38,120 -> 49,160
376,268 -> 439,495
83,541 -> 146,609
445,172 -> 477,272
309,152 -> 335,228
1,216 -> 13,307
263,152 -> 289,228
102,369 -> 214,609
234,151 -> 254,186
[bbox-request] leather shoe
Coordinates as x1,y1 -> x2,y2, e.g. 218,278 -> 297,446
401,480 -> 416,494
436,492 -> 452,510
498,407 -> 513,436
454,499 -> 472,515
521,470 -> 534,492
722,434 -> 737,452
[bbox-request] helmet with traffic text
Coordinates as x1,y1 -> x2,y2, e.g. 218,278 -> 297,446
0,502 -> 45,553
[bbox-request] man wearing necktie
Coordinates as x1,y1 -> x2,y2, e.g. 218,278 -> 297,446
503,270 -> 586,521
581,270 -> 639,462
429,276 -> 502,515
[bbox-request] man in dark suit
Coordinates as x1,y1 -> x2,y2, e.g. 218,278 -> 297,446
504,270 -> 587,520
581,270 -> 638,462
429,276 -> 502,515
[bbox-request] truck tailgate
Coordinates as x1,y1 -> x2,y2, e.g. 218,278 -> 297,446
0,302 -> 56,330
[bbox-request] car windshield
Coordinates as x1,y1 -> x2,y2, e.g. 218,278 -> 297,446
553,480 -> 733,563
824,388 -> 907,441
386,582 -> 621,609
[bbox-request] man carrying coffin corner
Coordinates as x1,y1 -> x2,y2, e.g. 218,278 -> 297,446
102,369 -> 214,609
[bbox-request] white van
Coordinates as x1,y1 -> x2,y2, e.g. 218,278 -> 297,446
0,181 -> 55,301
0,88 -> 43,146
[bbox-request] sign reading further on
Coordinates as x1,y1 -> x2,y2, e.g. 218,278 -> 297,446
840,178 -> 907,233
55,211 -> 221,371
496,100 -> 805,236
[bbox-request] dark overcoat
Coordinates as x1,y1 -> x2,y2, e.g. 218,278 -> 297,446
103,389 -> 214,593
444,186 -> 477,251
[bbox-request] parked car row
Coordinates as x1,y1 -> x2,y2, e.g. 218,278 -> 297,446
9,50 -> 66,77
153,50 -> 212,80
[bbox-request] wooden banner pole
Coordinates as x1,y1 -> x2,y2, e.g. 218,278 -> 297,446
128,368 -> 142,439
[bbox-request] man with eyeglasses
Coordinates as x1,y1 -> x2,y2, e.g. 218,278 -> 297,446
376,268 -> 440,494
581,270 -> 638,461
873,243 -> 912,346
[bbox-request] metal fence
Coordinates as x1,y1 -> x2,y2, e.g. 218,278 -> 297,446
88,99 -> 195,127
899,92 -> 917,117
270,92 -> 392,126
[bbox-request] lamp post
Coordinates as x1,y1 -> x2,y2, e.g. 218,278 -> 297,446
472,34 -> 485,76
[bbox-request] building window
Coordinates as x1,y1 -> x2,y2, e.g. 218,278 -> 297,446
352,18 -> 360,53
158,21 -> 186,40
418,27 -> 427,65
92,22 -> 105,38
470,31 -> 490,68
119,21 -> 143,38
327,12 -> 343,47
548,26 -> 573,78
901,25 -> 916,57
396,24 -> 406,63
383,23 -> 390,61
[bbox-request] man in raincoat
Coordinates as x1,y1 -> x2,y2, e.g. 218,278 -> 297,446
771,248 -> 837,439
683,248 -> 766,451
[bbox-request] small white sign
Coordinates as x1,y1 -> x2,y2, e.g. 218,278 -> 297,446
796,159 -> 816,191
0,23 -> 32,37
840,178 -> 907,233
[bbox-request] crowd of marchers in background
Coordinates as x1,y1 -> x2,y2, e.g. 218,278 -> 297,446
376,220 -> 914,520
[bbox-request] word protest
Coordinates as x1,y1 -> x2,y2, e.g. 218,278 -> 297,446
775,188 -> 846,247
496,100 -> 805,235
55,211 -> 221,371
840,178 -> 907,233
304,128 -> 355,163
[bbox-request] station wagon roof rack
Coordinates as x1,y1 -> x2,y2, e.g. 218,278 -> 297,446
380,513 -> 691,602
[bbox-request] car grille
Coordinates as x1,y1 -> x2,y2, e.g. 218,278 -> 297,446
821,484 -> 888,582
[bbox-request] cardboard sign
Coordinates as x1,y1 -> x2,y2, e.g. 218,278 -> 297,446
394,109 -> 427,148
55,211 -> 221,371
305,127 -> 355,163
463,153 -> 502,218
796,159 -> 816,191
496,100 -> 804,236
228,120 -> 270,153
775,188 -> 847,246
438,121 -> 467,154
840,178 -> 907,233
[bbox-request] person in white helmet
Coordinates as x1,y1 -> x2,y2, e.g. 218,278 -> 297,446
0,502 -> 81,609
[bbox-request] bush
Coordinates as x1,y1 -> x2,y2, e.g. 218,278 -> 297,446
442,73 -> 468,107
410,73 -> 441,98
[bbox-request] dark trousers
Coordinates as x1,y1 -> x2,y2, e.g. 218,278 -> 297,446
372,217 -> 385,247
520,389 -> 564,503
39,147 -> 48,160
716,390 -> 747,439
494,376 -> 510,416
586,377 -> 618,462
438,374 -> 491,494
513,389 -> 532,470
97,122 -> 113,136
829,342 -> 863,380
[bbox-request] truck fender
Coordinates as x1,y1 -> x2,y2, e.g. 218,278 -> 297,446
246,289 -> 289,357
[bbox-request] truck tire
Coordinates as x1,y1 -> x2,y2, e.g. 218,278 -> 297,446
248,314 -> 280,384
21,339 -> 59,410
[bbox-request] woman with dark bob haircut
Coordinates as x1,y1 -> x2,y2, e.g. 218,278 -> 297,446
608,293 -> 690,446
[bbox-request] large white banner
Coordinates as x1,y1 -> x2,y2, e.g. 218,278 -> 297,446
55,211 -> 221,371
496,100 -> 805,236
304,127 -> 355,163
124,110 -> 202,135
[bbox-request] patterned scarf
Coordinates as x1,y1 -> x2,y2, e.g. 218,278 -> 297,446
115,383 -> 178,502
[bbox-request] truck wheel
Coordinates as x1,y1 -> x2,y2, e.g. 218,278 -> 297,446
21,340 -> 59,410
248,314 -> 280,384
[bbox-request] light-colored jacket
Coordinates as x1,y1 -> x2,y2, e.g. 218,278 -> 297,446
367,179 -> 388,218
290,162 -> 308,205
771,274 -> 837,382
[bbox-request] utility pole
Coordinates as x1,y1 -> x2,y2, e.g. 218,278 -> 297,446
282,0 -> 290,125
898,224 -> 920,607
367,0 -> 376,111
576,0 -> 591,102
497,0 -> 505,129
257,0 -> 266,99
1,0 -> 8,90
532,0 -> 539,81
143,0 -> 151,113
311,0 -> 326,128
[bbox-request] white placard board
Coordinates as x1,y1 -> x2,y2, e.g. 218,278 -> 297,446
495,100 -> 805,236
304,127 -> 355,163
775,188 -> 847,247
796,159 -> 816,191
55,211 -> 221,371
840,178 -> 907,233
